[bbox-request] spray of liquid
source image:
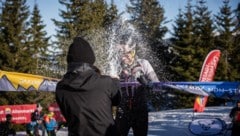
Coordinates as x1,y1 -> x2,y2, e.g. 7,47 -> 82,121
86,17 -> 169,110
87,17 -> 158,77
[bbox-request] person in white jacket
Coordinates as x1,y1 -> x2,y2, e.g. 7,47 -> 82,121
115,42 -> 159,136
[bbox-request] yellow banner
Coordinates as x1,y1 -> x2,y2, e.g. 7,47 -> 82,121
0,70 -> 59,91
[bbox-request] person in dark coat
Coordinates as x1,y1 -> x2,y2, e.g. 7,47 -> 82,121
55,37 -> 122,136
26,104 -> 45,136
115,42 -> 159,136
229,101 -> 240,136
0,114 -> 16,136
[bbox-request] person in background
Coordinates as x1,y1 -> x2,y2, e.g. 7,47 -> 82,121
26,103 -> 45,136
55,36 -> 122,136
0,114 -> 16,136
229,101 -> 240,136
26,120 -> 37,136
115,41 -> 159,136
44,107 -> 58,136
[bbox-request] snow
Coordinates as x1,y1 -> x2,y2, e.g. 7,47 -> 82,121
16,106 -> 233,136
145,106 -> 232,136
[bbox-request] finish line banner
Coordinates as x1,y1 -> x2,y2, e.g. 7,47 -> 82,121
0,104 -> 36,124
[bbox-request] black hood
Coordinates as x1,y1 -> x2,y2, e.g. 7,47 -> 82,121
61,63 -> 97,91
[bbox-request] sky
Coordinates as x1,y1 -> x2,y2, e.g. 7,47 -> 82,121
26,0 -> 239,39
17,106 -> 233,136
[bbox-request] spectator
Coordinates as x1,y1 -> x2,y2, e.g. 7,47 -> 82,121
229,101 -> 240,136
0,114 -> 16,136
26,121 -> 37,136
55,36 -> 122,136
44,107 -> 58,136
26,103 -> 45,136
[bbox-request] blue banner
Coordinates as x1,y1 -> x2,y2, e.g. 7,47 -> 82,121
120,82 -> 240,100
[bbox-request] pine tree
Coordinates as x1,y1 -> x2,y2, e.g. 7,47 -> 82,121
233,3 -> 240,31
128,0 -> 167,43
0,1 -> 4,67
0,0 -> 30,72
0,0 -> 51,107
214,0 -> 236,80
171,9 -> 186,43
231,2 -> 240,80
27,3 -> 51,76
52,0 -> 117,74
193,0 -> 216,58
103,0 -> 118,26
52,0 -> 87,75
170,9 -> 186,80
168,1 -> 200,110
170,0 -> 197,81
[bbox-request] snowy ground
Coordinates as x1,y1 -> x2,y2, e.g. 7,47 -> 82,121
145,106 -> 232,136
16,106 -> 233,136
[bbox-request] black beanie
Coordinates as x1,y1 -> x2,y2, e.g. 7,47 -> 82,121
67,37 -> 95,64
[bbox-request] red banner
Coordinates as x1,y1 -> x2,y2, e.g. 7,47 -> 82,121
194,50 -> 221,112
0,104 -> 36,124
49,103 -> 66,122
198,50 -> 221,82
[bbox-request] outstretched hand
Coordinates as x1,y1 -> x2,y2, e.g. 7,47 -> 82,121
110,74 -> 120,79
137,75 -> 149,86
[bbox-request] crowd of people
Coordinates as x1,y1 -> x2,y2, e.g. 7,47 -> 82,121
0,104 -> 58,136
26,104 -> 58,136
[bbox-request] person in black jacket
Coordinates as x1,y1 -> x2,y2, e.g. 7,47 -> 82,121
0,114 -> 16,136
229,101 -> 240,136
55,36 -> 122,136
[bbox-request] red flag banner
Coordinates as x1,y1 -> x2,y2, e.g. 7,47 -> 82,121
0,104 -> 36,124
198,50 -> 221,82
194,50 -> 221,112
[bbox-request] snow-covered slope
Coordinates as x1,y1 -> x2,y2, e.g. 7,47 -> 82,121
130,106 -> 232,136
17,106 -> 233,136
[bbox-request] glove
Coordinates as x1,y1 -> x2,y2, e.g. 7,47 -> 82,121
137,75 -> 154,89
137,75 -> 149,87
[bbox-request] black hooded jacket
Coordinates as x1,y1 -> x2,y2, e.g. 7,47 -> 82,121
55,37 -> 121,136
56,64 -> 121,136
